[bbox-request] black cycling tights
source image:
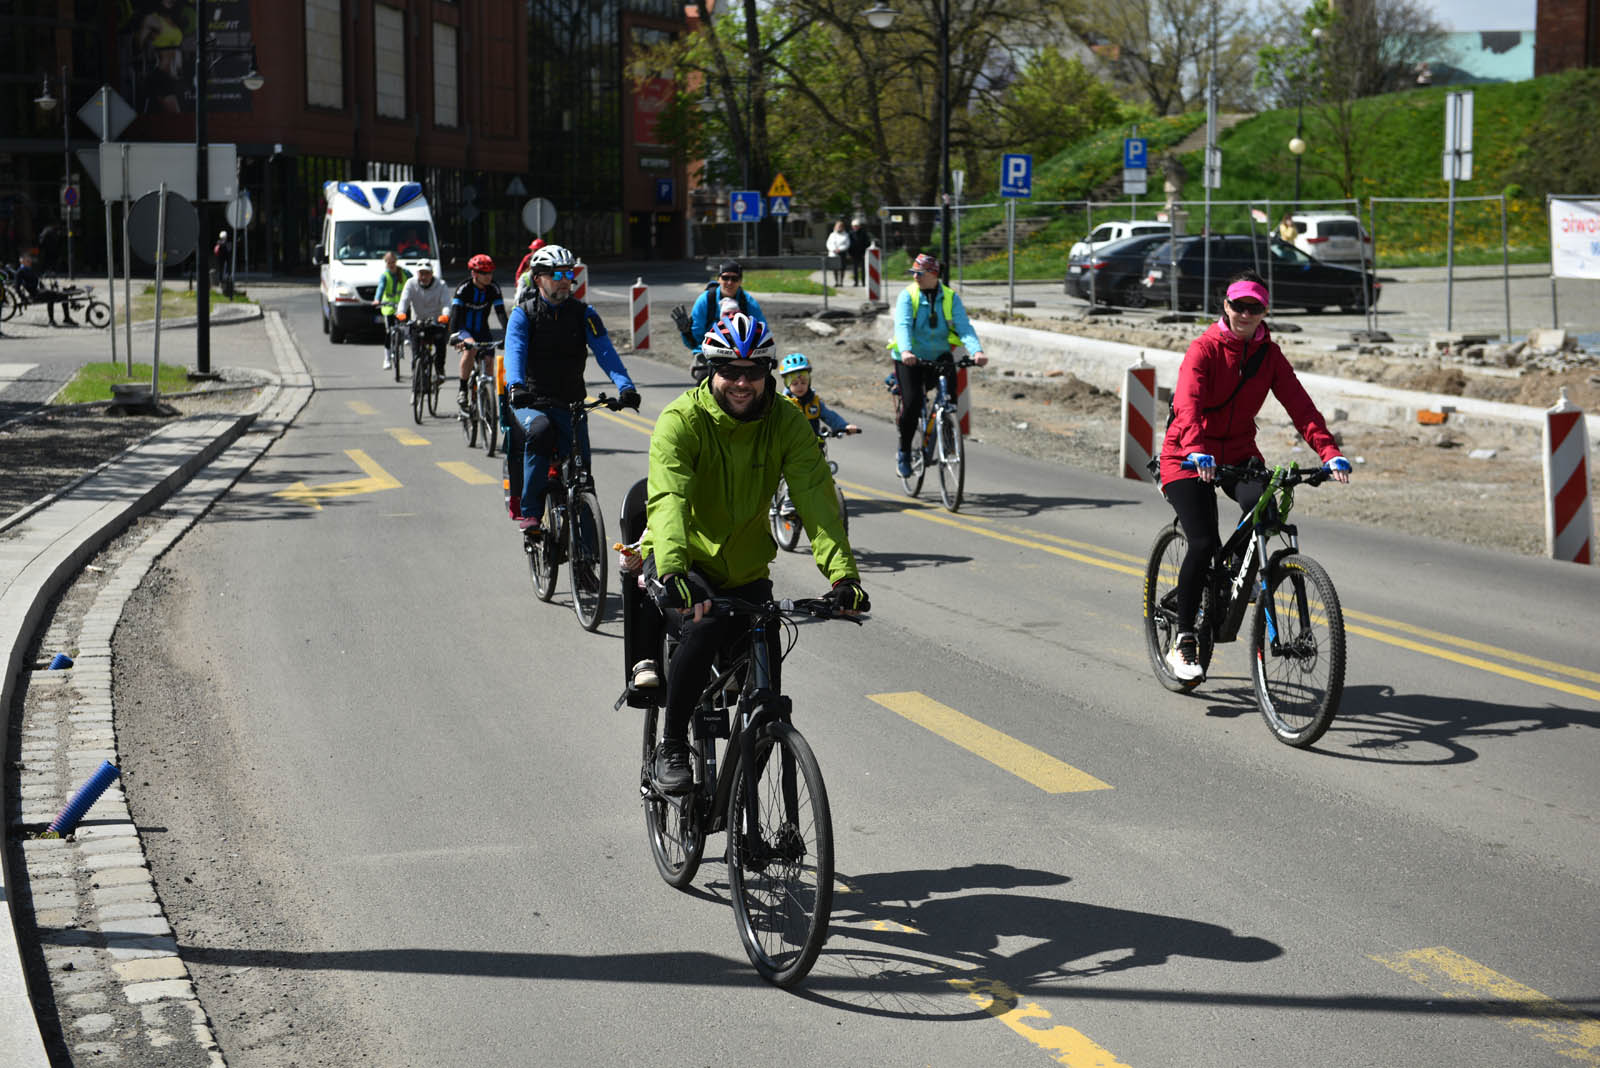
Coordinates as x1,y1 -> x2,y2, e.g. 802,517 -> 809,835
893,358 -> 956,454
1163,472 -> 1267,633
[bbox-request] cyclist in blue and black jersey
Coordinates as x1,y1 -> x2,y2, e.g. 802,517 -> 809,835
684,259 -> 766,381
448,252 -> 509,409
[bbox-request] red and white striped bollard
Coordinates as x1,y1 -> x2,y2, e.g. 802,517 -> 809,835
630,277 -> 650,350
1121,355 -> 1158,482
1543,387 -> 1593,564
866,245 -> 883,303
574,262 -> 588,302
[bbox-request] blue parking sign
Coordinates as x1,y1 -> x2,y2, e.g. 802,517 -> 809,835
1000,153 -> 1032,198
730,190 -> 761,222
1123,138 -> 1148,170
655,178 -> 674,205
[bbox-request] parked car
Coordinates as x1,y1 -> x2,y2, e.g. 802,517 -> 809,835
1140,234 -> 1380,313
1285,211 -> 1372,266
1065,232 -> 1173,306
1067,219 -> 1171,261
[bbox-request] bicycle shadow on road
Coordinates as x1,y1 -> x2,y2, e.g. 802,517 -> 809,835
852,547 -> 974,573
800,862 -> 1281,1020
951,490 -> 1140,520
1310,683 -> 1599,765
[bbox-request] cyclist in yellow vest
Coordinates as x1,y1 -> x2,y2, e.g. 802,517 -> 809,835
889,253 -> 986,477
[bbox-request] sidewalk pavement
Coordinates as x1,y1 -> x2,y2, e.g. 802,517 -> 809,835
0,309 -> 311,1067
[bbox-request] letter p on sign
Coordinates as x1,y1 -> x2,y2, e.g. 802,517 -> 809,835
1000,153 -> 1032,199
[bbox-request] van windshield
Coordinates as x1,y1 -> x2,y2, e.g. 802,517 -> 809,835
333,221 -> 437,261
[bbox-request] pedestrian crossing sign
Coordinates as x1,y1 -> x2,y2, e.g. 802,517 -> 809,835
769,196 -> 790,216
767,174 -> 792,198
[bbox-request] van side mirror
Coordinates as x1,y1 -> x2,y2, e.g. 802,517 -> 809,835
312,244 -> 325,266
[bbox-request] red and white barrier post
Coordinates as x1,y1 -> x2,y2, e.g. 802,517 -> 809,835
574,261 -> 588,302
956,364 -> 971,436
1543,387 -> 1593,564
630,277 -> 650,350
866,245 -> 883,303
1121,355 -> 1157,482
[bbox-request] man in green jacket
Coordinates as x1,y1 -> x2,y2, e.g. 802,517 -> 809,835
636,312 -> 869,792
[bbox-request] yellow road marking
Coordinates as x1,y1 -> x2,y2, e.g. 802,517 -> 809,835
272,449 -> 401,510
1344,608 -> 1600,686
386,426 -> 429,446
868,692 -> 1112,794
950,977 -> 1134,1067
595,406 -> 655,435
1347,624 -> 1600,703
1372,947 -> 1600,1065
438,461 -> 496,486
347,400 -> 378,416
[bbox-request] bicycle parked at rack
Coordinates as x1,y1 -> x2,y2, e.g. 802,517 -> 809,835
525,393 -> 625,632
408,317 -> 450,424
1142,459 -> 1346,748
452,335 -> 501,457
622,589 -> 860,987
890,355 -> 976,512
770,426 -> 855,552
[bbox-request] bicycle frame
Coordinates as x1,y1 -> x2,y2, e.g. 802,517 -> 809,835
1206,464 -> 1316,646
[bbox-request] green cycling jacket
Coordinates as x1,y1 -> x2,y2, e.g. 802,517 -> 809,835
644,380 -> 858,589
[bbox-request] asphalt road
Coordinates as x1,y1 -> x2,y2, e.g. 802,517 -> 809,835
113,280 -> 1599,1067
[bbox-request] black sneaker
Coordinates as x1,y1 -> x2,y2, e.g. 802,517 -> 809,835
653,740 -> 692,793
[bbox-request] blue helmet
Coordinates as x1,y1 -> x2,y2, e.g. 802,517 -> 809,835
780,352 -> 811,377
702,312 -> 775,361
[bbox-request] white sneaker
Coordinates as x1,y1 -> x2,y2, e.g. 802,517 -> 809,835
1164,633 -> 1203,681
382,355 -> 393,369
631,659 -> 660,689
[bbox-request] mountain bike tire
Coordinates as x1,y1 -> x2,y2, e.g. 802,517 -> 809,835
642,703 -> 705,889
936,409 -> 964,512
569,490 -> 608,631
727,721 -> 833,988
1142,523 -> 1215,692
1251,553 -> 1345,748
411,351 -> 429,425
479,380 -> 499,458
770,480 -> 802,552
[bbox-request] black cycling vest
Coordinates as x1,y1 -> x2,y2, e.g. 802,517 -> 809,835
517,296 -> 591,403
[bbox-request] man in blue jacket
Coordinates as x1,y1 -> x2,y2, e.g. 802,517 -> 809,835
889,253 -> 986,477
685,259 -> 766,380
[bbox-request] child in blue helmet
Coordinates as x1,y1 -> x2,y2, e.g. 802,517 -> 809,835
780,352 -> 860,436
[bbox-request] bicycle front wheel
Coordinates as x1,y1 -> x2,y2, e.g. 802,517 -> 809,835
411,355 -> 429,425
935,409 -> 965,512
900,423 -> 926,496
569,489 -> 608,631
85,300 -> 111,329
527,497 -> 559,602
392,335 -> 403,382
1252,554 -> 1345,748
770,481 -> 801,552
642,704 -> 705,889
479,381 -> 499,458
1142,523 -> 1215,692
727,721 -> 834,988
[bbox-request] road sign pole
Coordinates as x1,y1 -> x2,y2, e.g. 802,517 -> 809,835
152,182 -> 167,401
100,86 -> 117,370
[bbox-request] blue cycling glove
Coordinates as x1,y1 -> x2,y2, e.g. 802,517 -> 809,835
1324,457 -> 1352,473
1185,452 -> 1215,471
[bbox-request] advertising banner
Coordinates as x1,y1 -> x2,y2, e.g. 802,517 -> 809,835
117,0 -> 255,115
1549,197 -> 1600,280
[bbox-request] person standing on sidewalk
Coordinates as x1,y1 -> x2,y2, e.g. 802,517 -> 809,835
847,218 -> 871,287
825,221 -> 850,287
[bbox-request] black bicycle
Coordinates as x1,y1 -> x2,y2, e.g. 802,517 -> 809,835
408,318 -> 449,424
1142,460 -> 1346,748
625,590 -> 859,987
452,335 -> 501,457
891,355 -> 976,512
524,394 -> 623,632
770,427 -> 856,552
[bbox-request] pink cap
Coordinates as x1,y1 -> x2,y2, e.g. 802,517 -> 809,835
1225,280 -> 1270,308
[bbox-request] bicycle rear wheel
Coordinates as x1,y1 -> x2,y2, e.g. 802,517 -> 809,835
935,409 -> 965,512
1252,553 -> 1345,747
1142,523 -> 1215,692
479,380 -> 499,457
727,721 -> 833,988
642,704 -> 705,888
527,496 -> 559,602
569,489 -> 608,631
770,481 -> 801,552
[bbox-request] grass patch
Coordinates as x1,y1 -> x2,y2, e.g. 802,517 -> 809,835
740,269 -> 836,296
113,284 -> 255,324
54,361 -> 193,404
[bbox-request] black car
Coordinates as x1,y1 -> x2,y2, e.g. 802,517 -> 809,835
1140,235 -> 1380,313
1065,232 -> 1172,307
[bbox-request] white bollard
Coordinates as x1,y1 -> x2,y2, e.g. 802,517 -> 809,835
1542,387 -> 1593,564
866,245 -> 883,304
1121,355 -> 1158,482
574,262 -> 588,302
630,277 -> 650,350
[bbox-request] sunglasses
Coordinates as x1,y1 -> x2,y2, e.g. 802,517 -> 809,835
1229,300 -> 1266,315
712,361 -> 770,382
543,269 -> 578,281
719,274 -> 742,282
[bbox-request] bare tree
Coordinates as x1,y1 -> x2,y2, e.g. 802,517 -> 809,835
1068,0 -> 1256,115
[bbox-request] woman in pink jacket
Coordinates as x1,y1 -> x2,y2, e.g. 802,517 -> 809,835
1158,271 -> 1351,681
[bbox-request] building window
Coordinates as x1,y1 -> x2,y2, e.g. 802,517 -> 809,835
375,5 -> 406,119
304,0 -> 343,108
433,22 -> 458,128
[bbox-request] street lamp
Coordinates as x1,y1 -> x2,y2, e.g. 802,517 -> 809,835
1289,26 -> 1322,211
195,36 -> 264,376
865,2 -> 951,271
33,68 -> 73,283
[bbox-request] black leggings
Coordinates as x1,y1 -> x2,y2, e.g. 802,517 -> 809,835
1163,473 -> 1267,633
893,358 -> 955,454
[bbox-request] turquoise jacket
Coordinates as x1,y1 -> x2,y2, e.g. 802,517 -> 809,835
644,381 -> 857,589
891,282 -> 982,362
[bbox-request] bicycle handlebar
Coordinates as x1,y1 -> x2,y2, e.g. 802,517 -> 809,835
449,333 -> 500,351
1181,459 -> 1332,487
642,580 -> 865,625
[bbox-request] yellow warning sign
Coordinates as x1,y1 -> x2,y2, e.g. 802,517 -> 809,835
767,174 -> 793,198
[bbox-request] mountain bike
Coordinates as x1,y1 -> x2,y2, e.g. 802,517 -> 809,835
524,393 -> 624,632
626,590 -> 860,987
384,316 -> 407,381
770,426 -> 856,552
408,318 -> 449,424
892,355 -> 976,512
1142,459 -> 1346,748
452,335 -> 501,457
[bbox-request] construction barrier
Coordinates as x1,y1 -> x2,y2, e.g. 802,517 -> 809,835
574,262 -> 588,302
866,245 -> 883,303
1542,388 -> 1593,564
630,277 -> 650,350
1121,356 -> 1158,482
956,365 -> 971,435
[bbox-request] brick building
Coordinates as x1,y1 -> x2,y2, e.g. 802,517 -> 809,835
1534,0 -> 1600,74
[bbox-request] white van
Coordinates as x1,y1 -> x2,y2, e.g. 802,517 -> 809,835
313,180 -> 443,343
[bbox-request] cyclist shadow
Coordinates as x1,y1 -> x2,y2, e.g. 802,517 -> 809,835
954,490 -> 1138,519
852,547 -> 974,573
798,862 -> 1281,1019
1312,683 -> 1599,765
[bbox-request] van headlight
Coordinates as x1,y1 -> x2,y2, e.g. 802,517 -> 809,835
334,286 -> 356,300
